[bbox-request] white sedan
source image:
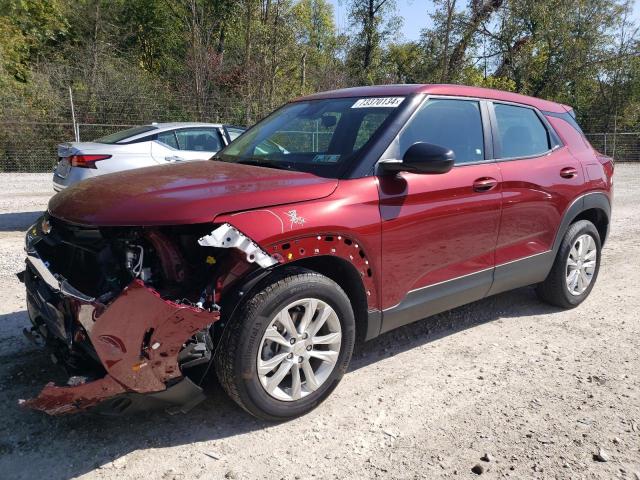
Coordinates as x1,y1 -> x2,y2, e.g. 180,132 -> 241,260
53,123 -> 245,191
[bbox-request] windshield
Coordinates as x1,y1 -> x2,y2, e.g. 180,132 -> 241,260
94,125 -> 157,144
216,97 -> 405,178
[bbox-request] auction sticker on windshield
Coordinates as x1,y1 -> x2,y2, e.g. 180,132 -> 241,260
351,97 -> 404,108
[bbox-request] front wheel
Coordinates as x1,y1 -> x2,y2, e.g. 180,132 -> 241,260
536,220 -> 602,309
215,268 -> 355,420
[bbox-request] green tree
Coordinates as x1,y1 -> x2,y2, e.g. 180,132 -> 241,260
346,0 -> 401,84
117,0 -> 181,74
293,0 -> 345,92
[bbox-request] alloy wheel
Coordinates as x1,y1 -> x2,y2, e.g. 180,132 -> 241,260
257,298 -> 342,402
566,233 -> 597,296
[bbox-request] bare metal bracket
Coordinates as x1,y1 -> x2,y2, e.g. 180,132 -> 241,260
198,223 -> 278,268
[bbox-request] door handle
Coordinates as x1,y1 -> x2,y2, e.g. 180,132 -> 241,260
560,167 -> 578,179
473,177 -> 498,192
165,155 -> 184,162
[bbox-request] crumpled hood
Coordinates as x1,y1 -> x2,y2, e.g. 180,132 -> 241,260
48,161 -> 338,226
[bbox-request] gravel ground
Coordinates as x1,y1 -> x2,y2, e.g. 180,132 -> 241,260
0,167 -> 638,480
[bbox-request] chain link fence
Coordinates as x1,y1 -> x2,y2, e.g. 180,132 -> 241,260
1,100 -> 639,172
0,89 -> 252,172
584,132 -> 640,162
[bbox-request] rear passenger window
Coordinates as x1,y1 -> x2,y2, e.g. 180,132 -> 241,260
494,104 -> 550,158
157,131 -> 178,149
175,128 -> 223,152
398,99 -> 485,165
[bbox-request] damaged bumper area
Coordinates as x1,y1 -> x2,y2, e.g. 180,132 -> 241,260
20,216 -> 225,415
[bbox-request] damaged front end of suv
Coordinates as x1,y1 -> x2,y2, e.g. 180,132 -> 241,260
19,215 -> 274,415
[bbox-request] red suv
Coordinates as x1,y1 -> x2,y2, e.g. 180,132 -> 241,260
21,84 -> 613,419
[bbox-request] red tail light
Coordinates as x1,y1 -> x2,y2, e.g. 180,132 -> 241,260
70,154 -> 112,169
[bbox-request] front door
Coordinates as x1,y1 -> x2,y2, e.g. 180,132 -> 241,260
378,97 -> 502,333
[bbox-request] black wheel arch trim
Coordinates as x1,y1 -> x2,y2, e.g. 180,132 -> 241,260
552,191 -> 611,255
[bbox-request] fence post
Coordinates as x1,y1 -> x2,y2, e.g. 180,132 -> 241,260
611,115 -> 617,161
68,86 -> 79,142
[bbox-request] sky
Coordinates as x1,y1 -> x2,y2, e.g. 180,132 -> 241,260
328,0 -> 434,41
328,0 -> 640,42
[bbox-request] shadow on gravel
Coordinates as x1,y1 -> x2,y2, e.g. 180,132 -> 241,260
0,211 -> 43,232
350,285 -> 561,369
0,287 -> 562,480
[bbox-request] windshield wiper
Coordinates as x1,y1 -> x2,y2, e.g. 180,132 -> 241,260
213,154 -> 294,171
236,158 -> 292,171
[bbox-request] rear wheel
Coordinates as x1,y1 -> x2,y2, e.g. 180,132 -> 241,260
215,268 -> 355,420
536,220 -> 602,308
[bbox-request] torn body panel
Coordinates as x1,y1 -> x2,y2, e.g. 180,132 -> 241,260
23,271 -> 220,414
86,280 -> 219,393
20,375 -> 126,415
22,220 -> 221,415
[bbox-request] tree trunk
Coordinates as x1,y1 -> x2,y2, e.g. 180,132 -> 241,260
440,0 -> 456,82
301,51 -> 307,89
363,0 -> 374,69
446,0 -> 504,80
217,22 -> 226,59
243,1 -> 254,124
494,35 -> 531,78
90,1 -> 101,95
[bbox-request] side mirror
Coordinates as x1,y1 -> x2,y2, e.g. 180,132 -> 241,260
379,142 -> 455,175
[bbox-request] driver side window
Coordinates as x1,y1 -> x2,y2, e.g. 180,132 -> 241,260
398,98 -> 485,165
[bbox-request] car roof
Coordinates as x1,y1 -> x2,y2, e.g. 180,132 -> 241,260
296,84 -> 570,114
149,122 -> 225,130
120,122 -> 235,143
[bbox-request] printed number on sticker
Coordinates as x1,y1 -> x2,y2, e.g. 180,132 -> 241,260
351,97 -> 404,109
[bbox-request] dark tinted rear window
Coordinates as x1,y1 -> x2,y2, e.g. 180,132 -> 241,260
494,104 -> 550,158
94,126 -> 157,144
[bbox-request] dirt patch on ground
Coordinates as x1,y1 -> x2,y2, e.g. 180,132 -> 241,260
0,168 -> 638,480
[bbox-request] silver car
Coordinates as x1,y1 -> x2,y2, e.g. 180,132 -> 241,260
53,123 -> 245,191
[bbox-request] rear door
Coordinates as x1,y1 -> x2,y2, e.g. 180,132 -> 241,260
151,128 -> 225,162
488,101 -> 585,294
378,97 -> 502,332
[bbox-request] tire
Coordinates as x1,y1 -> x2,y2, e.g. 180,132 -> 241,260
536,220 -> 602,309
214,267 -> 356,421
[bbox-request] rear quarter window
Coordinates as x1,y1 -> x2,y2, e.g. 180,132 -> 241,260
226,127 -> 246,141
